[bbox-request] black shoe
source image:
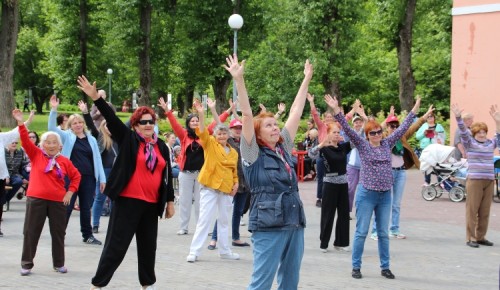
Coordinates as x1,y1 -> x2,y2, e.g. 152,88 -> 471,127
83,236 -> 102,245
315,199 -> 322,208
352,269 -> 362,279
477,239 -> 493,246
381,269 -> 395,279
92,226 -> 99,234
0,230 -> 3,237
232,241 -> 250,247
466,241 -> 479,248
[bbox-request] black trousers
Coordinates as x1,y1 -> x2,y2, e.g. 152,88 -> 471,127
22,197 -> 67,269
319,182 -> 350,249
91,197 -> 159,287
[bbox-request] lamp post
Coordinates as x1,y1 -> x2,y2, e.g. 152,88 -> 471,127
107,68 -> 113,104
228,14 -> 243,106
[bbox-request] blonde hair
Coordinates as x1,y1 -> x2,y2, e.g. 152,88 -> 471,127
67,114 -> 88,132
99,120 -> 113,150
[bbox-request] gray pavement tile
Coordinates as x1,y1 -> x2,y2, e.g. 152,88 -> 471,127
0,169 -> 498,289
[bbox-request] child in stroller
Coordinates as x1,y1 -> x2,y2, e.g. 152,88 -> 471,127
419,144 -> 467,202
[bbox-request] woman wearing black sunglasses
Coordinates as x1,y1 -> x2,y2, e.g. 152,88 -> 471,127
77,76 -> 175,290
325,95 -> 420,280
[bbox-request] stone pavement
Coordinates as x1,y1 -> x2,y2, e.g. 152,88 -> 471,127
1,168 -> 499,290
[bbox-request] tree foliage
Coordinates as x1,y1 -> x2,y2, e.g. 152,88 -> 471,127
4,0 -> 453,122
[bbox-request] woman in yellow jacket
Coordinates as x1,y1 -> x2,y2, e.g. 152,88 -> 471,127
186,99 -> 239,263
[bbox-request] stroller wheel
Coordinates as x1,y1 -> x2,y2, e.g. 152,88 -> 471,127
421,186 -> 438,201
449,186 -> 466,202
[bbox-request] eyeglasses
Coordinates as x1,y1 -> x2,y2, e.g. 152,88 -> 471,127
12,142 -> 18,144
389,124 -> 399,129
138,119 -> 154,125
368,129 -> 383,136
29,136 -> 36,139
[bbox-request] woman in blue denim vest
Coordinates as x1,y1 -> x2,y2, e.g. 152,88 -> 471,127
224,54 -> 312,290
325,95 -> 421,280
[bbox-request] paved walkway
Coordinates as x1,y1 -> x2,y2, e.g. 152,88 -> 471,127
0,168 -> 499,289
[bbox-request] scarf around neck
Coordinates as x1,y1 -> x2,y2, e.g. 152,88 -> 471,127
137,132 -> 158,172
43,151 -> 63,179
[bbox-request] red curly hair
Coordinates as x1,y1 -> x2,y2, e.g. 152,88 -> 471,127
130,106 -> 156,127
364,120 -> 382,139
253,111 -> 283,147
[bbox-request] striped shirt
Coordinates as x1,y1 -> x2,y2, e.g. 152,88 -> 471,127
457,117 -> 500,180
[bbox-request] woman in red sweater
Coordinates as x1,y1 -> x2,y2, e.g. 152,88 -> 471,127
13,109 -> 81,276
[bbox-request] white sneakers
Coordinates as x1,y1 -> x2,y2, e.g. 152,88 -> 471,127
141,285 -> 156,290
320,248 -> 328,253
220,252 -> 240,260
177,229 -> 188,235
334,246 -> 351,252
186,254 -> 197,263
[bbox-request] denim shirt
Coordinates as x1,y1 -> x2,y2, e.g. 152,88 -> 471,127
241,131 -> 306,232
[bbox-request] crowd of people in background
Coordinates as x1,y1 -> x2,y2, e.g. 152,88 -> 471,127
0,55 -> 498,290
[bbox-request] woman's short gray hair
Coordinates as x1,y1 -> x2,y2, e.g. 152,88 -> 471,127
39,131 -> 62,148
212,124 -> 230,136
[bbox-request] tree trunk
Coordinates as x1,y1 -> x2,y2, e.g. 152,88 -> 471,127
138,0 -> 152,107
0,0 -> 19,127
213,76 -> 231,114
322,75 -> 341,104
397,0 -> 417,112
79,0 -> 88,102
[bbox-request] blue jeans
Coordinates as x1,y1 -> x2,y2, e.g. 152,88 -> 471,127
371,169 -> 406,233
211,190 -> 249,241
92,168 -> 112,227
315,158 -> 324,200
248,229 -> 304,290
172,166 -> 180,178
352,185 -> 391,270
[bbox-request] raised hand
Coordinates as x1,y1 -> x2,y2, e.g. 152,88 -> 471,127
224,54 -> 245,80
411,96 -> 421,115
489,104 -> 500,123
77,75 -> 99,100
389,105 -> 395,117
277,103 -> 286,114
324,94 -> 339,113
423,104 -> 435,119
193,99 -> 203,114
12,109 -> 24,123
49,95 -> 59,110
451,103 -> 463,117
259,103 -> 267,113
158,97 -> 168,111
78,100 -> 88,114
306,93 -> 314,103
207,98 -> 216,109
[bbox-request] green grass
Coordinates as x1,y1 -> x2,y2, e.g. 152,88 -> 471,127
1,111 -> 133,134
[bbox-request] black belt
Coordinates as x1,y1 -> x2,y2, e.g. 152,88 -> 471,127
392,166 -> 405,171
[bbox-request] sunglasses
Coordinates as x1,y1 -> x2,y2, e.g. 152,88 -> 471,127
368,129 -> 383,136
138,119 -> 154,125
389,124 -> 399,129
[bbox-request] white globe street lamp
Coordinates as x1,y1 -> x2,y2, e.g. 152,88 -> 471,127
228,14 -> 243,106
107,68 -> 113,104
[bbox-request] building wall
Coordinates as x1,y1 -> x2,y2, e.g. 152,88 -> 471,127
451,0 -> 500,150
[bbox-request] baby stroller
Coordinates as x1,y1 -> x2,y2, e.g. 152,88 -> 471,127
419,144 -> 467,202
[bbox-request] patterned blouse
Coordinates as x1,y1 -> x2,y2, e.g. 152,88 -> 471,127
335,112 -> 416,192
